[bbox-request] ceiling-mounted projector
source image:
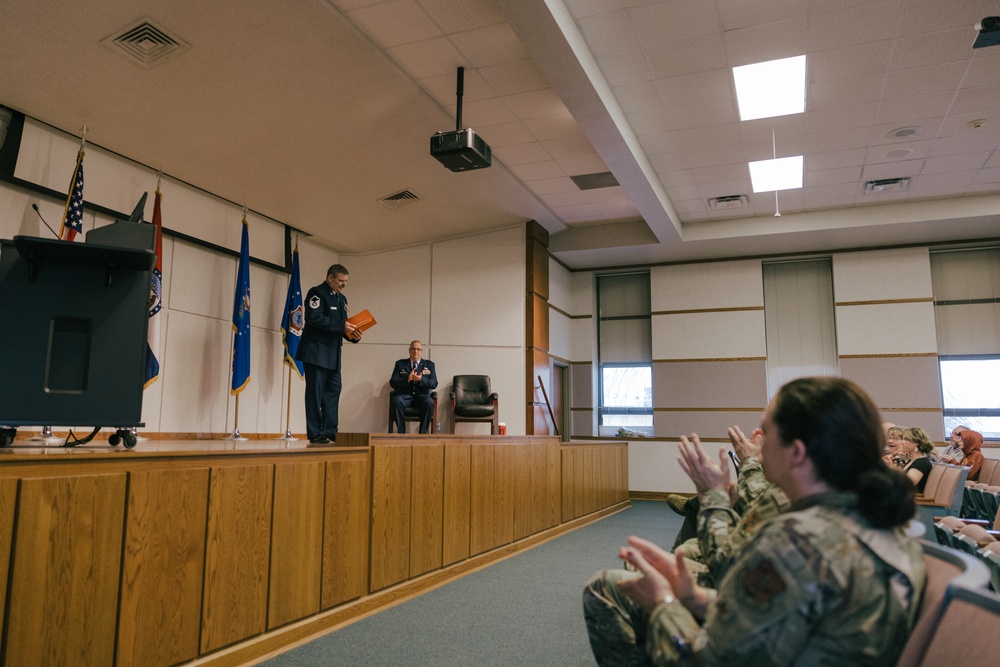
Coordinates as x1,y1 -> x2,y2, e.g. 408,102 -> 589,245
430,67 -> 492,172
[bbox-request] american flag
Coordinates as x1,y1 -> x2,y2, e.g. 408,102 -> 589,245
60,148 -> 85,242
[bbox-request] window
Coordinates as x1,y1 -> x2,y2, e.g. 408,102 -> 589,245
597,273 -> 651,435
931,247 -> 1000,440
762,259 -> 838,398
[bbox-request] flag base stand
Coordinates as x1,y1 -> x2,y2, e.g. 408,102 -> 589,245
31,426 -> 63,443
277,429 -> 299,441
226,429 -> 248,441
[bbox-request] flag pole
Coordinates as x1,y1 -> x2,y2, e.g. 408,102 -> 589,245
279,364 -> 297,441
229,393 -> 246,440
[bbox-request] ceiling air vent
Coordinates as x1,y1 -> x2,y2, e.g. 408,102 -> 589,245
708,194 -> 749,210
570,172 -> 619,190
102,19 -> 189,69
379,189 -> 421,210
863,177 -> 910,194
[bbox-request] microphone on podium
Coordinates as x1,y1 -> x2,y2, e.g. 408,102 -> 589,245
31,203 -> 62,240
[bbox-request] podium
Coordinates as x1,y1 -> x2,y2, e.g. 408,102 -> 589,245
0,220 -> 155,447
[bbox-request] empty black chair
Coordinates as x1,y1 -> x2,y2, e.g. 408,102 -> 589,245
449,375 -> 499,434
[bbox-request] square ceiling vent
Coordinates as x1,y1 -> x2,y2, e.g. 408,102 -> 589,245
379,189 -> 421,210
102,19 -> 189,69
863,177 -> 910,194
708,194 -> 750,210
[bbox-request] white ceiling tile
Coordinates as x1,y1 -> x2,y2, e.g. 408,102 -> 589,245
971,166 -> 1000,184
868,117 -> 943,145
985,152 -> 1000,169
503,88 -> 569,120
655,68 -> 733,106
641,132 -> 684,155
716,0 -> 806,31
802,182 -> 861,208
596,199 -> 641,220
922,152 -> 990,174
524,112 -> 585,141
952,85 -> 1000,115
449,23 -> 528,67
743,136 -> 806,162
627,107 -> 675,136
910,170 -> 977,191
739,115 -> 808,143
863,139 -> 932,164
938,113 -> 1000,138
883,62 -> 967,98
456,97 -> 519,126
889,27 -> 973,70
964,54 -> 1000,88
388,37 -> 470,80
566,0 -> 627,20
577,9 -> 637,56
417,0 -> 504,33
806,0 -> 900,52
644,34 -> 727,78
628,1 -> 721,47
672,123 -> 743,151
806,126 -> 872,152
667,184 -> 702,201
672,198 -> 708,214
491,140 -> 552,164
874,92 -> 954,125
479,59 -> 550,96
347,0 -> 441,48
613,81 -> 663,112
861,159 -> 924,179
556,153 -> 609,175
553,203 -> 603,220
722,18 -> 809,67
930,132 -> 1000,157
527,176 -> 579,195
597,49 -> 656,85
660,168 -> 696,187
683,144 -> 746,169
650,152 -> 689,172
541,191 -> 589,208
585,186 -> 628,203
808,41 -> 894,82
473,121 -> 538,149
809,74 -> 885,109
697,179 -> 753,199
541,134 -> 598,159
804,165 -> 863,186
807,147 -> 866,170
691,162 -> 750,184
508,160 -> 567,181
662,99 -> 740,131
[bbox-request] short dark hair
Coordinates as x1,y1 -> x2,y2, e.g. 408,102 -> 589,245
327,264 -> 349,278
771,377 -> 914,528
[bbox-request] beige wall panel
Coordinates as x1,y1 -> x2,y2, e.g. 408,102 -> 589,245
247,262 -> 287,330
654,359 -> 767,408
201,465 -> 273,654
340,342 -> 421,434
169,240 -> 239,320
651,260 -> 763,311
119,468 -> 209,667
0,478 -> 16,638
6,474 -> 126,667
443,442 -> 471,566
410,444 -> 445,578
652,310 -> 766,359
159,310 -> 232,432
269,462 -> 325,629
296,239 -> 340,296
839,356 -> 942,410
470,444 -> 498,555
655,410 -> 765,439
370,445 -> 412,591
0,180 -> 43,240
347,245 -> 432,346
881,410 -> 947,441
570,317 -> 595,363
431,227 -> 525,348
571,270 -> 595,315
237,326 -> 286,434
628,440 -> 696,494
549,257 -> 573,313
322,454 -> 371,608
549,307 -> 571,361
833,247 -> 932,301
571,409 -> 594,438
432,346 -> 524,435
835,302 -> 938,355
935,302 -> 1000,354
571,362 -> 593,408
495,443 -> 515,547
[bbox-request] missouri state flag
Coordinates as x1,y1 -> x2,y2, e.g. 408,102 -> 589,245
60,148 -> 85,241
280,247 -> 305,379
143,188 -> 164,388
231,217 -> 251,395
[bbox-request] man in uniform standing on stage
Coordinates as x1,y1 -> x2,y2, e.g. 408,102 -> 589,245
297,264 -> 361,444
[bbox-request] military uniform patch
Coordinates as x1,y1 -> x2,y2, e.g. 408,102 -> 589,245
309,295 -> 320,309
741,558 -> 786,606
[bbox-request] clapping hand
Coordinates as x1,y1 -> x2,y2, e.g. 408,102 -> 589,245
727,425 -> 762,461
678,433 -> 731,496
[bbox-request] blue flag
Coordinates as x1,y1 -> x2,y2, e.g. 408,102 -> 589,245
60,148 -> 85,241
280,248 -> 305,379
231,218 -> 251,395
144,189 -> 164,388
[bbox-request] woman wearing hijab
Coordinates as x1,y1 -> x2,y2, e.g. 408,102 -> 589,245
961,429 -> 986,481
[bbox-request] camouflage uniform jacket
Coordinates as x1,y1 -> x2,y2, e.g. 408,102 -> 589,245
647,491 -> 925,666
693,456 -> 791,586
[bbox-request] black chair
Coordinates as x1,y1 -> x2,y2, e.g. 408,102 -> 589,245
388,389 -> 438,433
449,375 -> 498,434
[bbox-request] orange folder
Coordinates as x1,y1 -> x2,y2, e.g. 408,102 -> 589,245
346,308 -> 377,332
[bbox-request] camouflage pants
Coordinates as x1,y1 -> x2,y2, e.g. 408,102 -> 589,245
582,569 -> 653,667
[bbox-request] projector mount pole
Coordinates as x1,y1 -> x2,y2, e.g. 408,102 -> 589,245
455,66 -> 464,131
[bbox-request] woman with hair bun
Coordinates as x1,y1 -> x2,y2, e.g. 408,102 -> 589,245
583,377 -> 925,666
898,427 -> 935,493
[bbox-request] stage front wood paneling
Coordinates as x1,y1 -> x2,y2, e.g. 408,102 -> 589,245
0,435 -> 626,667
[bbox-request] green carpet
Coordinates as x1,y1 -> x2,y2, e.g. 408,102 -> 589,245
261,501 -> 682,666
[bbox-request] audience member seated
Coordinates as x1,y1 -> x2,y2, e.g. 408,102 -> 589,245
899,427 -> 935,493
671,425 -> 790,587
388,340 -> 438,434
883,426 -> 907,468
940,425 -> 967,465
582,377 -> 925,666
961,429 -> 986,482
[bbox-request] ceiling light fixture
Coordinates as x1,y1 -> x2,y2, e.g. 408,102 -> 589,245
733,55 -> 806,121
749,155 -> 803,193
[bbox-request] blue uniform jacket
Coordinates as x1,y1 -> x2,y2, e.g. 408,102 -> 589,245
389,358 -> 438,396
296,282 -> 358,370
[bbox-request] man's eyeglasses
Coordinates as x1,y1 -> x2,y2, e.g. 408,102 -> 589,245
409,347 -> 422,351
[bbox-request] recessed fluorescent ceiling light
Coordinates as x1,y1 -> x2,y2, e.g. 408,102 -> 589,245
733,55 -> 806,121
749,155 -> 803,193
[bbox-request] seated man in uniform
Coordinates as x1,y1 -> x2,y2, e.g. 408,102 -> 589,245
389,340 -> 438,434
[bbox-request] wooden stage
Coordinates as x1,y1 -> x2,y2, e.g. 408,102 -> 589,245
0,433 -> 628,667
